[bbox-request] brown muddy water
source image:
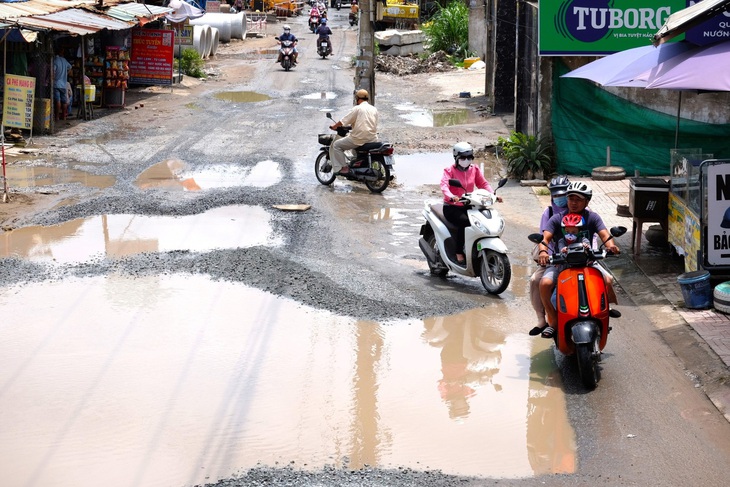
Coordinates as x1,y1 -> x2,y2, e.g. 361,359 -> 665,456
0,272 -> 576,487
2,165 -> 115,189
136,159 -> 282,190
0,205 -> 280,263
394,103 -> 483,128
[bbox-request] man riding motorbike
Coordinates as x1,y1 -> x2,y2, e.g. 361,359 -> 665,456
315,18 -> 333,53
277,25 -> 298,65
328,89 -> 378,175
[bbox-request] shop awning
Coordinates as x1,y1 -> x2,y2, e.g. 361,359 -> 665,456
16,7 -> 134,35
0,0 -> 87,20
653,0 -> 730,46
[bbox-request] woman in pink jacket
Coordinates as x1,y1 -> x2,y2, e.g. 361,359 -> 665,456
440,142 -> 502,266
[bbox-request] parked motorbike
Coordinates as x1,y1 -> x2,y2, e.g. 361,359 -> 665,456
336,0 -> 342,10
527,226 -> 627,389
349,12 -> 359,26
274,37 -> 296,71
317,36 -> 332,58
314,113 -> 395,193
419,178 -> 510,294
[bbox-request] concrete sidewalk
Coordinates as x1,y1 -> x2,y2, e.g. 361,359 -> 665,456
535,176 -> 730,421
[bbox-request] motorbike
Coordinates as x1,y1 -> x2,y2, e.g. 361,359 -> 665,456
336,0 -> 342,10
419,178 -> 511,295
349,11 -> 359,26
317,36 -> 332,58
274,37 -> 296,71
527,226 -> 627,389
309,10 -> 321,32
314,112 -> 395,193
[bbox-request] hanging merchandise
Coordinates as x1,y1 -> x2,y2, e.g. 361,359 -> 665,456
103,46 -> 128,107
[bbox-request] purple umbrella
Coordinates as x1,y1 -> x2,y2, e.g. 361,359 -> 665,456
560,42 -> 693,87
644,40 -> 730,90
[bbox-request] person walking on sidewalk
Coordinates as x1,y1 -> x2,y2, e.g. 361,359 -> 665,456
536,181 -> 620,339
328,89 -> 378,175
528,175 -> 570,336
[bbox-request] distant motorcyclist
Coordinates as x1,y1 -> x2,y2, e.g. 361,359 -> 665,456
277,25 -> 298,65
315,18 -> 333,52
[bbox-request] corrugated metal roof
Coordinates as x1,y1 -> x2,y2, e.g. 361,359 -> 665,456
106,3 -> 171,22
0,0 -> 87,20
16,7 -> 134,35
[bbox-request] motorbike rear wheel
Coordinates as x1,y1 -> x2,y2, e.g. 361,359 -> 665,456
315,151 -> 336,185
576,339 -> 600,389
479,250 -> 511,295
364,158 -> 391,193
426,234 -> 448,277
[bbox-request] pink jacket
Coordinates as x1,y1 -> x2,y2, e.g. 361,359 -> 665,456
440,164 -> 492,205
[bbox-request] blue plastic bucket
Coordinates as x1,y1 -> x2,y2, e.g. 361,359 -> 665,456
677,270 -> 712,309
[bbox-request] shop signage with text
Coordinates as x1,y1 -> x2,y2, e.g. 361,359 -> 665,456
130,29 -> 175,86
2,74 -> 36,129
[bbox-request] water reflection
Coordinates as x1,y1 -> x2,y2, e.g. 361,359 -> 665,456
423,313 -> 504,420
0,276 -> 575,484
0,205 -> 281,263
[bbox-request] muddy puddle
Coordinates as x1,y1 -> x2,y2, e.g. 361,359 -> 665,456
136,159 -> 281,190
1,165 -> 115,189
0,274 -> 575,486
0,205 -> 281,263
395,103 -> 483,127
301,91 -> 337,100
214,91 -> 271,103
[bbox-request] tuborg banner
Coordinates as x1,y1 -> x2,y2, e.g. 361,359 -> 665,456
539,0 -> 730,56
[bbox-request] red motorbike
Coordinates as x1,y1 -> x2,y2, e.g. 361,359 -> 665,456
528,225 -> 626,389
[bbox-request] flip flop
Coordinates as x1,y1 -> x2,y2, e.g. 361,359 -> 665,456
529,325 -> 547,336
541,326 -> 556,339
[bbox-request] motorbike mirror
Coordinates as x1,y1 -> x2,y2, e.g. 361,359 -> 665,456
275,36 -> 280,40
326,112 -> 334,120
528,233 -> 544,244
496,177 -> 508,189
610,226 -> 628,237
448,178 -> 464,189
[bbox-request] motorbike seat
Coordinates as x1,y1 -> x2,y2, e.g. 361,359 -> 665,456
429,203 -> 460,233
356,142 -> 385,152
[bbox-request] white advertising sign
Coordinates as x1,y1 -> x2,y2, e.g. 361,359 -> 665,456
706,162 -> 730,266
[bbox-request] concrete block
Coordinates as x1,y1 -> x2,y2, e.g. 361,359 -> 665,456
380,43 -> 424,56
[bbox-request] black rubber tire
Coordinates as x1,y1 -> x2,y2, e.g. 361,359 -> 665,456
426,234 -> 448,277
315,151 -> 336,185
479,250 -> 511,295
576,341 -> 600,389
364,158 -> 391,193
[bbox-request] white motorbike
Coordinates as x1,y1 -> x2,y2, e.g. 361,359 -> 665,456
418,177 -> 511,294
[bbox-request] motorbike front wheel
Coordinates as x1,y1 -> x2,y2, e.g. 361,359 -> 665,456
315,151 -> 336,185
364,158 -> 391,193
479,250 -> 511,294
576,339 -> 600,389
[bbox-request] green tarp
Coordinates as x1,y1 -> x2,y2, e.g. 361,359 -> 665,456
552,59 -> 730,176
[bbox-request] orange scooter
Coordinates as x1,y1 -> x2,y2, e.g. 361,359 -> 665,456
528,226 -> 626,389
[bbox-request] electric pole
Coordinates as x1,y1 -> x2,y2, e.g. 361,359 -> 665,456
354,0 -> 376,104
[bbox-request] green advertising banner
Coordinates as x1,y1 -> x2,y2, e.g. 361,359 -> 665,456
540,0 -> 686,55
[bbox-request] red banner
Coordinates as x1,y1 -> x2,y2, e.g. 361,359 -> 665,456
130,29 -> 175,86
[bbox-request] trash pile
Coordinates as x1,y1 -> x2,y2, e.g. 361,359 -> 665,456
375,51 -> 456,76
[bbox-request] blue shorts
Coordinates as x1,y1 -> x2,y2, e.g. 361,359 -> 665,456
54,87 -> 69,104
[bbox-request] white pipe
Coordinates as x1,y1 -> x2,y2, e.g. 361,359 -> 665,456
202,25 -> 213,59
210,27 -> 220,56
190,14 -> 233,42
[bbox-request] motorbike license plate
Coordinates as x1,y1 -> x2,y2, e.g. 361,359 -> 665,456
384,155 -> 394,165
321,42 -> 328,47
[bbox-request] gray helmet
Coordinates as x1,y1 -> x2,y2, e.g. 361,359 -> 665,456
566,181 -> 593,202
548,175 -> 570,197
452,142 -> 473,160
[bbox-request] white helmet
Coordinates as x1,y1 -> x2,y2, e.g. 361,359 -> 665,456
566,181 -> 593,202
283,25 -> 291,30
452,142 -> 473,160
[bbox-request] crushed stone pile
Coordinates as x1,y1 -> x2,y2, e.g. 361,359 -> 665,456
375,51 -> 456,76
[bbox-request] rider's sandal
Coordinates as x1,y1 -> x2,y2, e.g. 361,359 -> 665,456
541,326 -> 556,339
529,325 -> 547,336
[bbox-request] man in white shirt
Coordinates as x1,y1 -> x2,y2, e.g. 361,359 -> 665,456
328,89 -> 379,175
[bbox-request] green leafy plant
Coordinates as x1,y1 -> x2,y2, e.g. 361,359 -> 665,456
174,48 -> 205,78
421,1 -> 470,61
497,132 -> 555,180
